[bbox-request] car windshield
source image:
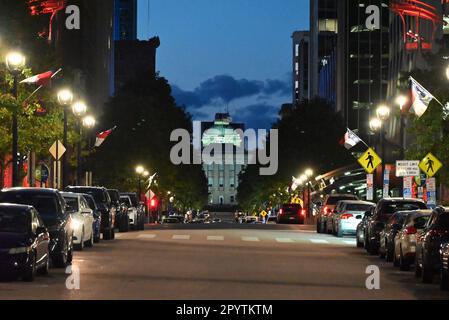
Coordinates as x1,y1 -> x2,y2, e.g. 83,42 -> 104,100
0,193 -> 58,218
283,205 -> 301,212
108,191 -> 119,202
70,189 -> 106,204
414,216 -> 430,228
85,197 -> 97,210
120,197 -> 132,206
0,210 -> 29,234
346,204 -> 373,212
64,197 -> 79,213
383,202 -> 427,215
327,195 -> 357,205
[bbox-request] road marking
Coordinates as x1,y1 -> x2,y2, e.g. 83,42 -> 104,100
115,234 -> 123,238
276,238 -> 295,243
139,234 -> 157,239
172,235 -> 191,240
207,236 -> 224,241
343,240 -> 356,245
310,239 -> 329,244
241,236 -> 260,242
298,230 -> 316,234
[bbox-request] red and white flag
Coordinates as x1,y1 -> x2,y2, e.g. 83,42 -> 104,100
95,126 -> 117,147
407,77 -> 435,118
20,71 -> 54,86
339,128 -> 362,150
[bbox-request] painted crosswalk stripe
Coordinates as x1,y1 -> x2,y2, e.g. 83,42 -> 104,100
172,235 -> 191,240
241,237 -> 260,242
139,234 -> 157,239
310,239 -> 329,244
207,236 -> 224,241
276,238 -> 294,243
343,240 -> 356,245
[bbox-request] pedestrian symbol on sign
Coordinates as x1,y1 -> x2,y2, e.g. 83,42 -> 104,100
419,153 -> 442,177
366,152 -> 374,169
426,158 -> 434,174
358,148 -> 382,174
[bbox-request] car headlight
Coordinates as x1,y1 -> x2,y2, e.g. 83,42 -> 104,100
9,247 -> 31,255
71,219 -> 82,230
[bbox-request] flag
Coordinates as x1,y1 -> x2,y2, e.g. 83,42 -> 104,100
340,129 -> 362,150
408,77 -> 435,118
95,126 -> 117,147
20,71 -> 54,86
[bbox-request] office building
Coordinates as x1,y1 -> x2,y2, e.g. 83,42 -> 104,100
292,31 -> 310,104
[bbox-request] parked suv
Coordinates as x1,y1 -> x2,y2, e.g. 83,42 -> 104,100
120,192 -> 145,230
415,207 -> 449,283
317,193 -> 359,233
277,203 -> 305,224
0,188 -> 73,268
66,187 -> 116,240
108,189 -> 129,233
365,198 -> 427,255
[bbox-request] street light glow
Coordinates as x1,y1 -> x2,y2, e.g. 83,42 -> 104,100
5,52 -> 26,74
57,89 -> 74,106
135,166 -> 145,175
305,169 -> 313,177
395,95 -> 408,110
369,118 -> 382,132
82,115 -> 96,128
376,105 -> 391,121
72,101 -> 87,117
143,171 -> 150,177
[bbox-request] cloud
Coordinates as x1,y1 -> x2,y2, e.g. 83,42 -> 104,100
172,75 -> 291,109
233,103 -> 279,130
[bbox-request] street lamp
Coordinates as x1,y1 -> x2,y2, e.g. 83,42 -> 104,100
72,101 -> 87,117
376,104 -> 391,200
82,115 -> 96,128
71,102 -> 88,185
81,115 -> 96,186
6,52 -> 26,187
304,169 -> 314,218
396,95 -> 409,159
57,89 -> 74,189
135,166 -> 146,201
376,105 -> 391,121
369,118 -> 382,133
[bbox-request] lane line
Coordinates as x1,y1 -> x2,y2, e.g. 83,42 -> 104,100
276,238 -> 295,243
241,237 -> 260,242
172,235 -> 191,240
207,236 -> 224,241
138,234 -> 157,239
310,239 -> 329,244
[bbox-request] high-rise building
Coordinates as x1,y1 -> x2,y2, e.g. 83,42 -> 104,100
201,114 -> 245,206
292,31 -> 310,104
114,0 -> 138,40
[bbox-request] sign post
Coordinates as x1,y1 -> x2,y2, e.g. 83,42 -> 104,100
403,177 -> 413,199
383,168 -> 390,198
49,141 -> 66,189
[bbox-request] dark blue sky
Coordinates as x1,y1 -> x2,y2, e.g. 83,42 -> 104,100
137,0 -> 309,129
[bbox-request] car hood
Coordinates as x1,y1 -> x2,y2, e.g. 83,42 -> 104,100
0,233 -> 29,250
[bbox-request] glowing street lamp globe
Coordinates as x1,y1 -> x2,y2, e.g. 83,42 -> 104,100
305,169 -> 314,177
6,52 -> 26,74
82,115 -> 96,129
57,89 -> 74,106
135,166 -> 145,175
376,105 -> 391,121
72,101 -> 87,117
369,118 -> 382,132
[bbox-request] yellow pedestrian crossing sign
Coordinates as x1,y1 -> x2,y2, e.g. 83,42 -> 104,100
291,197 -> 303,206
260,210 -> 268,218
419,153 -> 442,177
358,148 -> 382,174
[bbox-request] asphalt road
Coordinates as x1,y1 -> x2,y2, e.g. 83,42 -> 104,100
1,220 -> 449,300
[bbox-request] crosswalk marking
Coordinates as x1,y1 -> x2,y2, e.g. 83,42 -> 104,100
241,237 -> 260,242
138,234 -> 157,239
172,235 -> 191,240
343,240 -> 356,245
310,239 -> 329,244
276,238 -> 294,243
207,236 -> 224,241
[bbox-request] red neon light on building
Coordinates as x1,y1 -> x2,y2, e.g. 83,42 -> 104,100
28,0 -> 67,41
391,0 -> 445,51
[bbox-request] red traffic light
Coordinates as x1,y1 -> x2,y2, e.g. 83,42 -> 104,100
150,199 -> 158,208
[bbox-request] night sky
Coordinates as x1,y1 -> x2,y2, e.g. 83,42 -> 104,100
137,0 -> 309,129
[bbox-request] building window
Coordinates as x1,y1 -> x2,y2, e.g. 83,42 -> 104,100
230,196 -> 235,203
219,196 -> 224,205
208,177 -> 213,187
295,44 -> 299,57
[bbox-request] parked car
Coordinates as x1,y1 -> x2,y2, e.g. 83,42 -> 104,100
120,194 -> 144,230
332,200 -> 375,237
0,204 -> 50,281
365,198 -> 427,255
393,210 -> 432,270
356,209 -> 373,248
66,187 -> 115,240
61,193 -> 95,251
440,242 -> 449,290
163,216 -> 181,224
82,194 -> 102,243
120,192 -> 145,230
316,194 -> 359,233
415,207 -> 449,283
266,216 -> 277,224
277,203 -> 306,224
108,189 -> 129,233
0,188 -> 74,268
245,216 -> 259,224
379,211 -> 413,261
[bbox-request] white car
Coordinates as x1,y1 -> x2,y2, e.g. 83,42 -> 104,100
120,195 -> 139,230
62,192 -> 95,250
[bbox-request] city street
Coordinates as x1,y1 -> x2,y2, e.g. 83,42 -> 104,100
1,217 -> 448,300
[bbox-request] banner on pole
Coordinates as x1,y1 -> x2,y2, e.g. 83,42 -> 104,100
367,174 -> 374,201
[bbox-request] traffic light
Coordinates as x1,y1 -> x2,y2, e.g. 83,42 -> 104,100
150,198 -> 158,209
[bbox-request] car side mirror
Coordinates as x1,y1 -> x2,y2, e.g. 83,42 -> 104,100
36,226 -> 47,235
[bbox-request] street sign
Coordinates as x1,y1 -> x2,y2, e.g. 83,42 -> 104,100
419,153 -> 442,177
396,160 -> 420,177
426,178 -> 437,206
366,174 -> 374,201
383,169 -> 390,198
291,197 -> 303,206
260,210 -> 268,218
403,177 -> 413,199
36,164 -> 50,183
358,148 -> 382,174
49,140 -> 66,160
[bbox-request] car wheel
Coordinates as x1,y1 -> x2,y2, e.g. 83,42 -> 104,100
111,227 -> 115,240
368,240 -> 378,256
38,255 -> 50,275
140,216 -> 145,230
75,229 -> 85,251
421,260 -> 434,284
103,226 -> 112,240
94,231 -> 101,243
119,216 -> 130,233
386,243 -> 393,262
356,235 -> 364,248
441,267 -> 449,291
337,228 -> 343,238
23,254 -> 36,282
85,230 -> 94,248
399,247 -> 409,271
53,237 -> 69,268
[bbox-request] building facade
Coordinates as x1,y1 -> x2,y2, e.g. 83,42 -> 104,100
201,114 -> 245,206
292,31 -> 310,104
114,0 -> 138,41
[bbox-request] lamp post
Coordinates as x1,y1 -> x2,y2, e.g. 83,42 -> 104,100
305,169 -> 314,218
6,52 -> 26,187
395,95 -> 408,160
376,105 -> 391,184
82,115 -> 96,186
136,166 -> 145,201
57,89 -> 74,188
72,101 -> 87,184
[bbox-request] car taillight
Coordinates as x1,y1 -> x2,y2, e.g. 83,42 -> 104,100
340,214 -> 352,220
428,229 -> 448,237
324,206 -> 330,215
300,209 -> 306,216
279,209 -> 283,215
405,226 -> 417,235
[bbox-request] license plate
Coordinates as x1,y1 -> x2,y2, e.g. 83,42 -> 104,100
289,217 -> 295,220
410,246 -> 416,253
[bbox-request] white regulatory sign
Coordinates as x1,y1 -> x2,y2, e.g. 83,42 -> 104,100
396,160 -> 420,177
